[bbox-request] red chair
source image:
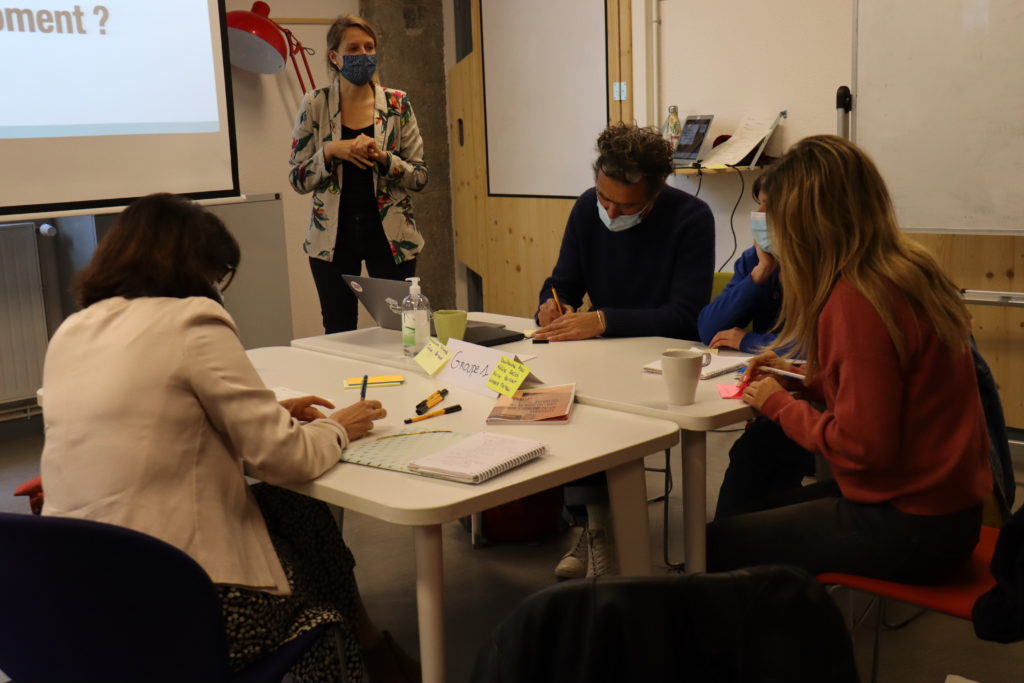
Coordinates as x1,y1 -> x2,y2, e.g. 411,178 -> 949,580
817,525 -> 999,682
13,475 -> 43,515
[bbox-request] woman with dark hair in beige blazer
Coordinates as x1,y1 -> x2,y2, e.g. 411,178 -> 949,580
40,194 -> 419,682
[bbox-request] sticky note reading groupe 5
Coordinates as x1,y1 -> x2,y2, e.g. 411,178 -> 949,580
486,356 -> 531,398
415,338 -> 453,376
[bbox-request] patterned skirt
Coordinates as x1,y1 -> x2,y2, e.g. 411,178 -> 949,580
216,483 -> 363,682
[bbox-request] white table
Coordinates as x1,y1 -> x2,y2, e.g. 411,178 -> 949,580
292,322 -> 756,573
248,346 -> 679,683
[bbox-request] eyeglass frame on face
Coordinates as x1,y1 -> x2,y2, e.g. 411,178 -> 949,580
217,266 -> 237,292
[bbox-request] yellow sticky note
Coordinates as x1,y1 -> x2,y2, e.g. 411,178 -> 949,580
486,356 -> 530,397
415,338 -> 453,376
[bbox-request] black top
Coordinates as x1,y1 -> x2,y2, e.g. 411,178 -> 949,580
340,124 -> 376,212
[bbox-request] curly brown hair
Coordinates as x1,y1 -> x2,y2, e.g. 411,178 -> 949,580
592,123 -> 673,197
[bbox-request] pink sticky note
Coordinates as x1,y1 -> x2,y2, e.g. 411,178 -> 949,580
717,384 -> 743,399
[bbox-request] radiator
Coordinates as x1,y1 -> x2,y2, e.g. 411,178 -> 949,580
0,223 -> 48,406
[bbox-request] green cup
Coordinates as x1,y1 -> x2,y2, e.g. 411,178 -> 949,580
433,310 -> 468,345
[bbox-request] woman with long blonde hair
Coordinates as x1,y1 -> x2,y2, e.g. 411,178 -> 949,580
707,135 -> 992,583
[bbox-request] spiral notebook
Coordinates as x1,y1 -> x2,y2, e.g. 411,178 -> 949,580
341,430 -> 546,484
408,431 -> 547,484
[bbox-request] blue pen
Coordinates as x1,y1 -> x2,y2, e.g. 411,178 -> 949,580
360,374 -> 369,400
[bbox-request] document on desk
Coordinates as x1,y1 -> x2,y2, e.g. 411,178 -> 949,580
643,352 -> 752,380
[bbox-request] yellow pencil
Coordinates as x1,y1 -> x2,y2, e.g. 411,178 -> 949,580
551,287 -> 564,316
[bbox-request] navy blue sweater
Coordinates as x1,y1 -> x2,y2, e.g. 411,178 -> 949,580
697,247 -> 782,353
537,186 -> 714,340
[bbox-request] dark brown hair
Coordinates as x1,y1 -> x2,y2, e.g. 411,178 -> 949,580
326,14 -> 379,71
593,123 -> 673,198
76,193 -> 240,308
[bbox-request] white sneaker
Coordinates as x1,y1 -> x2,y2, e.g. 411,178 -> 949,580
554,526 -> 589,579
586,526 -> 616,577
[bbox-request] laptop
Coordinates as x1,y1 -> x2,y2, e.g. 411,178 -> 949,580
673,114 -> 714,166
342,275 -> 526,347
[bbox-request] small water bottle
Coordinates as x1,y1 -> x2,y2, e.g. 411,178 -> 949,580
401,276 -> 430,357
662,105 -> 682,151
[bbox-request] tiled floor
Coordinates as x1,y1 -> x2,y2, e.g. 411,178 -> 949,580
2,415 -> 1023,682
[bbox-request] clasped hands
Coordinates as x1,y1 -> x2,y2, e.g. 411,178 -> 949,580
279,395 -> 386,440
326,134 -> 382,169
738,351 -> 803,411
533,298 -> 603,341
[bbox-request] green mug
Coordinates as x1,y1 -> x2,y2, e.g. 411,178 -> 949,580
433,310 -> 468,345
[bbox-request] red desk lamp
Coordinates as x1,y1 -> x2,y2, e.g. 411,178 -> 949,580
226,2 -> 316,92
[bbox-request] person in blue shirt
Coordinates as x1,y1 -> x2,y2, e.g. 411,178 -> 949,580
698,177 -> 781,352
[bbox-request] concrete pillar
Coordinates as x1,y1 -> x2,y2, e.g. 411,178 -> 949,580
362,0 -> 455,309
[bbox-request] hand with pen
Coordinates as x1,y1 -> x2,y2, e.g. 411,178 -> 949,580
738,350 -> 804,411
279,395 -> 386,441
533,287 -> 605,341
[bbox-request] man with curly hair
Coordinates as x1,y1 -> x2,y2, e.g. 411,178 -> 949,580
533,123 -> 715,341
533,124 -> 716,580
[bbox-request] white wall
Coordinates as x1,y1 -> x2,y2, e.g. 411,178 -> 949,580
225,0 -> 357,338
650,0 -> 853,271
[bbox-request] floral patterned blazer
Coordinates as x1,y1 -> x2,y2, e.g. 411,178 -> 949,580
288,77 -> 428,263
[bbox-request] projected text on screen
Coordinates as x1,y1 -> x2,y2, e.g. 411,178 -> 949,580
0,1 -> 220,139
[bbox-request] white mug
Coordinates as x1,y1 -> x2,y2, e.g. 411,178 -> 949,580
661,349 -> 711,406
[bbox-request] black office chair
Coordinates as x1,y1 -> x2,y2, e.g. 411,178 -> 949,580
0,512 -> 324,683
472,565 -> 860,683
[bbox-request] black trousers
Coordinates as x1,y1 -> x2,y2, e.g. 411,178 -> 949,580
714,417 -> 817,520
708,424 -> 983,584
309,210 -> 416,333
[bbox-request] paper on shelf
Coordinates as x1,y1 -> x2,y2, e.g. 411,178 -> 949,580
700,115 -> 777,166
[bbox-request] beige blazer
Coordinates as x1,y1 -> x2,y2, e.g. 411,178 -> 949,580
40,297 -> 349,595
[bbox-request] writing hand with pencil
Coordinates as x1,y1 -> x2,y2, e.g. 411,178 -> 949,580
537,287 -> 576,326
738,350 -> 804,411
533,310 -> 605,341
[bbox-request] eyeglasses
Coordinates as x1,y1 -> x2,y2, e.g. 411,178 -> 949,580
217,266 -> 237,292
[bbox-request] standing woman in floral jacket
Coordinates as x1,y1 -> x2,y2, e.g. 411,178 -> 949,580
289,14 -> 428,333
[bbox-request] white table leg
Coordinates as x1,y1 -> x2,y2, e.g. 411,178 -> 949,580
606,458 -> 653,575
413,524 -> 445,683
681,429 -> 707,572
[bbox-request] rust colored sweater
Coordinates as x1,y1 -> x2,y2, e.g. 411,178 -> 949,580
761,279 -> 991,516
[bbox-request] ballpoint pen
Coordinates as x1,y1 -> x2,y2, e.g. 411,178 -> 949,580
359,374 -> 369,400
404,405 -> 462,423
415,388 -> 448,415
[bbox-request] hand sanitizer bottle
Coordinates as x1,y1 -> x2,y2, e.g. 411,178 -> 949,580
402,276 -> 430,357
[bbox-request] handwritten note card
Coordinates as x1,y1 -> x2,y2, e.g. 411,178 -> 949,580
437,338 -> 500,397
486,356 -> 531,397
415,338 -> 453,376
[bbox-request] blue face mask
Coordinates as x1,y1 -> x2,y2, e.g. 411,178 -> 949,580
338,54 -> 377,86
597,199 -> 644,232
750,211 -> 772,253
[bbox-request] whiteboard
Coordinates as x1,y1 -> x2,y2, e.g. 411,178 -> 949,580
480,0 -> 607,198
855,0 -> 1024,233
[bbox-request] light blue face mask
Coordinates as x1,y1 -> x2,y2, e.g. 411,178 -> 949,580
750,211 -> 772,253
597,199 -> 644,232
338,53 -> 377,86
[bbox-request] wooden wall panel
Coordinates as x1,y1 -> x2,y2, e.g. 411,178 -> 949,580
449,0 -> 603,318
910,233 -> 1024,427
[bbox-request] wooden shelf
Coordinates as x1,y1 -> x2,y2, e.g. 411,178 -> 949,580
673,165 -> 759,176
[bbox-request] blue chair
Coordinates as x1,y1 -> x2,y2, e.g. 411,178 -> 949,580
0,512 -> 324,683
